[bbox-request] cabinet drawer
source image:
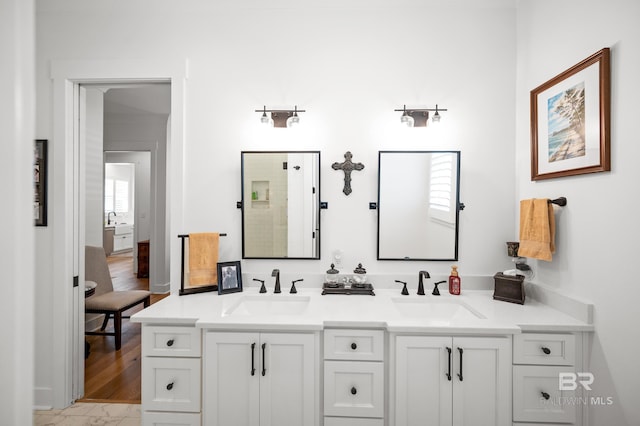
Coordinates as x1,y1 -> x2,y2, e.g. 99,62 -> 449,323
142,357 -> 201,413
113,234 -> 133,251
513,365 -> 576,423
143,326 -> 201,357
142,411 -> 201,426
324,360 -> 384,418
324,417 -> 384,426
514,333 -> 575,365
324,329 -> 384,361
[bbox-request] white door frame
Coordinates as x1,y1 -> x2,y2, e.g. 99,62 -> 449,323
50,59 -> 187,407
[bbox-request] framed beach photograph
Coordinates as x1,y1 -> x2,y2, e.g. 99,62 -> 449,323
217,261 -> 243,295
34,139 -> 48,226
530,48 -> 610,181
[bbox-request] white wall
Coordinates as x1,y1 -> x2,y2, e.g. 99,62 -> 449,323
35,0 -> 517,408
83,88 -> 104,247
516,1 -> 640,424
0,0 -> 35,422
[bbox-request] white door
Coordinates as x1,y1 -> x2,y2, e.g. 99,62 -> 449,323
259,333 -> 316,426
451,337 -> 511,426
204,332 -> 260,426
395,336 -> 452,426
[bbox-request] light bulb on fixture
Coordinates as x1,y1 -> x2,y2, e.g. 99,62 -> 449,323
432,105 -> 441,123
260,106 -> 271,125
286,106 -> 300,128
400,105 -> 414,127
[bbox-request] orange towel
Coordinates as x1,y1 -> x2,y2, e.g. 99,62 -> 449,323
188,233 -> 219,285
518,199 -> 555,261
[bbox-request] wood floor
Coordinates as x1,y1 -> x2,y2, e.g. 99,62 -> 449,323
80,252 -> 167,403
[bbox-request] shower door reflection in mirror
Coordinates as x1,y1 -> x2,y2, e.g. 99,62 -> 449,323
241,151 -> 320,259
377,151 -> 461,260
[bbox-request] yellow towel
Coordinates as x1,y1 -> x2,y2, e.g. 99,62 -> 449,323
189,233 -> 219,285
518,199 -> 556,261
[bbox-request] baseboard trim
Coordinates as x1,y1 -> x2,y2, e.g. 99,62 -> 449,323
151,281 -> 170,294
34,386 -> 53,410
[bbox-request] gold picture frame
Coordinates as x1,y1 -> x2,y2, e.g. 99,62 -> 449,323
530,48 -> 610,180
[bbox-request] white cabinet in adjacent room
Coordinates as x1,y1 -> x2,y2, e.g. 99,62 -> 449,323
393,335 -> 511,426
203,331 -> 318,426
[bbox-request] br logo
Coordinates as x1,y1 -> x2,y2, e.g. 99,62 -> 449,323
559,372 -> 594,391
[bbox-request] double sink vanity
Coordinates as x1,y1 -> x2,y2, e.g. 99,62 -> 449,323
134,150 -> 591,425
132,279 -> 593,426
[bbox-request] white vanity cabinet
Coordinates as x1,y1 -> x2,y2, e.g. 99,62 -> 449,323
323,329 -> 385,426
392,335 -> 512,426
513,332 -> 582,425
141,325 -> 202,426
203,331 -> 318,426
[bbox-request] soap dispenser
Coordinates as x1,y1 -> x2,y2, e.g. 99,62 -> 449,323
449,266 -> 461,295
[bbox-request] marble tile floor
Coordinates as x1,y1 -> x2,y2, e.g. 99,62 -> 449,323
34,402 -> 140,426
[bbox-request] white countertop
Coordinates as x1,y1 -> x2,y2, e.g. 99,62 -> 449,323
131,286 -> 593,334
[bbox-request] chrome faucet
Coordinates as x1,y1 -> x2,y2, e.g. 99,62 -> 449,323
107,211 -> 117,225
418,270 -> 430,295
272,269 -> 281,293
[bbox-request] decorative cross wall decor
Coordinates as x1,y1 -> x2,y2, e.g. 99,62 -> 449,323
332,151 -> 364,196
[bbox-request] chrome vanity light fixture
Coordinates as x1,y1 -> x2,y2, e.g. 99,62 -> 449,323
255,105 -> 306,128
394,104 -> 448,127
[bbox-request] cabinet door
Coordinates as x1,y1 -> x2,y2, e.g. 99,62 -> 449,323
451,337 -> 511,426
259,333 -> 316,426
395,336 -> 452,426
204,332 -> 260,426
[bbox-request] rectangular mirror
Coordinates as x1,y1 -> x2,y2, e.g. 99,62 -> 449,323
241,151 -> 320,259
377,151 -> 461,260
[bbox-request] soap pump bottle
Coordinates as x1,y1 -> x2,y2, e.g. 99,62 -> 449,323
449,266 -> 461,295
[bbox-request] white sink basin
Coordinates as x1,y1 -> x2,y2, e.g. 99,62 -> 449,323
391,298 -> 485,321
223,295 -> 311,317
114,223 -> 133,235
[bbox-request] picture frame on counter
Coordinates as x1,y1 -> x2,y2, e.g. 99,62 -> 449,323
530,47 -> 610,181
217,261 -> 243,295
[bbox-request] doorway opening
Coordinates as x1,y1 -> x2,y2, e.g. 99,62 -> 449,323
80,83 -> 170,403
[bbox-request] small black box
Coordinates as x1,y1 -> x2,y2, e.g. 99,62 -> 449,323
493,273 -> 525,304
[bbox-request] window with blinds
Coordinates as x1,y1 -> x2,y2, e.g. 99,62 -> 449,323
104,178 -> 130,213
428,153 -> 456,224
